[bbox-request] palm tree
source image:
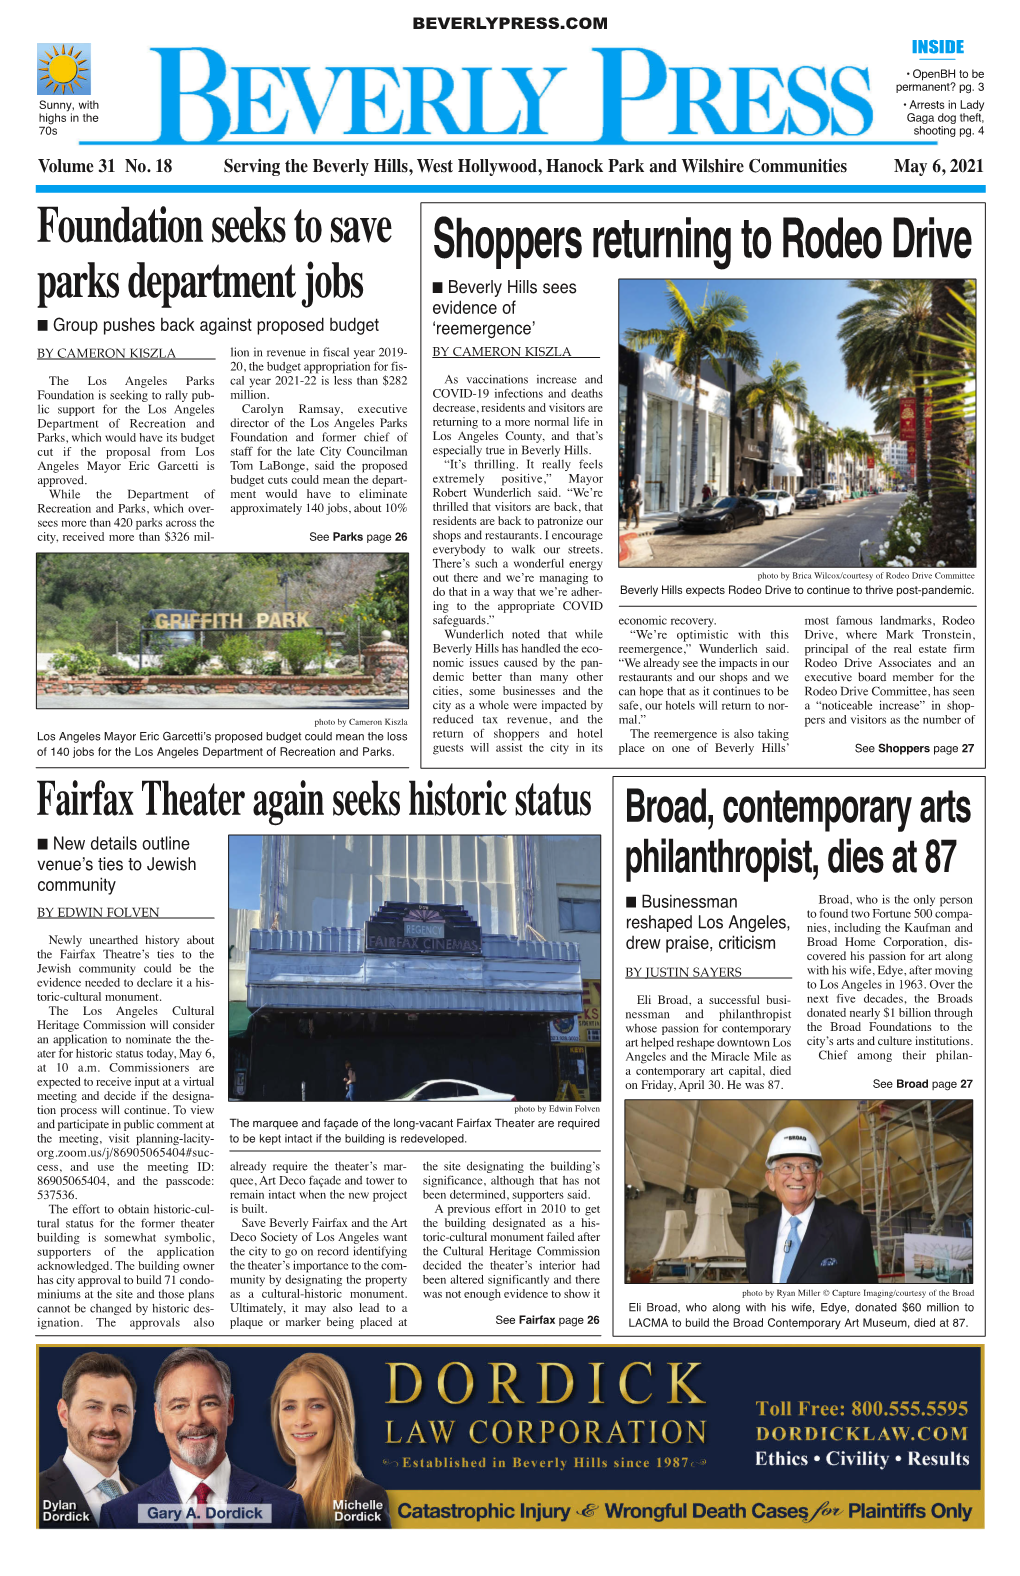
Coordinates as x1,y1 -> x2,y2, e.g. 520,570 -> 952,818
842,427 -> 875,493
805,410 -> 828,488
921,280 -> 975,566
626,283 -> 759,507
735,359 -> 808,491
829,426 -> 856,493
869,379 -> 913,438
838,280 -> 932,502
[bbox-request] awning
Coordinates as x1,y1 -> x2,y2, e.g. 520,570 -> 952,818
771,459 -> 803,477
228,1001 -> 253,1037
246,927 -> 583,1016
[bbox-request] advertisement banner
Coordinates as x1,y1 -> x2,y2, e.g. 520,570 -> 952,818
37,1344 -> 983,1530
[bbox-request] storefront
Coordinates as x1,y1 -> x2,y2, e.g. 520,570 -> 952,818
621,348 -> 732,517
229,902 -> 584,1102
768,405 -> 805,495
549,978 -> 601,1099
618,344 -> 640,514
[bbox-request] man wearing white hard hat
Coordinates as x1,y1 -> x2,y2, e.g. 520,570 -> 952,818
743,1126 -> 877,1283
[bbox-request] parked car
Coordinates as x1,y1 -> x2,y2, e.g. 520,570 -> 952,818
795,488 -> 827,509
820,485 -> 843,505
655,494 -> 767,534
752,489 -> 795,519
389,1079 -> 516,1102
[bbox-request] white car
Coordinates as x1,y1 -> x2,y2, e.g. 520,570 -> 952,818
752,490 -> 795,519
389,1079 -> 516,1102
820,484 -> 843,504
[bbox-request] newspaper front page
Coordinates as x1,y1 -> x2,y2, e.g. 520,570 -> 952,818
14,0 -> 1000,1558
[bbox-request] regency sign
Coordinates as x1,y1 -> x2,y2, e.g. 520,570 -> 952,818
364,901 -> 483,957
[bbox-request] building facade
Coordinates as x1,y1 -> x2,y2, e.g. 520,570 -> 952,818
620,348 -> 732,516
231,835 -> 600,1102
873,430 -> 910,485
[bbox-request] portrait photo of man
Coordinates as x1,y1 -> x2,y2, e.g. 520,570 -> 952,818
99,1346 -> 306,1528
743,1127 -> 878,1284
39,1352 -> 138,1527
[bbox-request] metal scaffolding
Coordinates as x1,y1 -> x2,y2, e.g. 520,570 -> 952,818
856,1099 -> 973,1278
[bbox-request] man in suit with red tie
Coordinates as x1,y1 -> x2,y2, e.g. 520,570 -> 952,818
99,1348 -> 306,1528
743,1127 -> 877,1284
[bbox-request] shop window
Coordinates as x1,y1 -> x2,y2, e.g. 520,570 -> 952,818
644,395 -> 673,512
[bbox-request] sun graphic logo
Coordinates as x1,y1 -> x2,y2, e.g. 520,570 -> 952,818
38,43 -> 90,96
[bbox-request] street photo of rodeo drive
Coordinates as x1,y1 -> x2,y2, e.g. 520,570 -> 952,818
618,277 -> 975,571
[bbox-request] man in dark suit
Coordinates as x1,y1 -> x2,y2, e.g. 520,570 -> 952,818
100,1347 -> 306,1528
744,1127 -> 877,1284
40,1352 -> 138,1527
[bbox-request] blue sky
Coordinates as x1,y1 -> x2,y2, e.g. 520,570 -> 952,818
618,277 -> 878,431
229,835 -> 263,910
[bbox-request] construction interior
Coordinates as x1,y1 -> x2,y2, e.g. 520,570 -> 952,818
624,1098 -> 973,1283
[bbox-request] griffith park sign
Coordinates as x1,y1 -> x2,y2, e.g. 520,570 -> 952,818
150,610 -> 313,630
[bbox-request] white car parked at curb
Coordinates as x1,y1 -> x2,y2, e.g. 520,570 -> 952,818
820,484 -> 844,505
389,1079 -> 516,1102
752,490 -> 795,519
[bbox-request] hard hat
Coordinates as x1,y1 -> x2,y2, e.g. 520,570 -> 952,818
766,1127 -> 823,1167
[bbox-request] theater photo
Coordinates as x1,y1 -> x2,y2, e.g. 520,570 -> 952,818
228,833 -> 601,1102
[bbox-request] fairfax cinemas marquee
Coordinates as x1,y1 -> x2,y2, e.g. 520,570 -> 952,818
365,902 -> 483,956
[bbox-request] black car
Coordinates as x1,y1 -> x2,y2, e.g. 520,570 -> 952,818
795,488 -> 826,509
655,495 -> 767,534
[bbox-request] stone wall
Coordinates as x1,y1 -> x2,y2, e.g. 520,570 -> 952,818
363,641 -> 409,685
37,673 -> 408,698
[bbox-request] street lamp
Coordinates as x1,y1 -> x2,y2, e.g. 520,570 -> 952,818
278,571 -> 291,613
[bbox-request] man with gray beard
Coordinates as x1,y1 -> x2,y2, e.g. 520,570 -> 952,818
99,1348 -> 306,1528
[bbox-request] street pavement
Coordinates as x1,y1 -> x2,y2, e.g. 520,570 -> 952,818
621,492 -> 905,570
37,695 -> 409,710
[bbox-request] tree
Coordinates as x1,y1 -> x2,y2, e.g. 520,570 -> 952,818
261,554 -> 385,632
836,427 -> 875,493
625,284 -> 759,507
374,554 -> 409,625
837,279 -> 932,503
805,411 -> 828,488
827,427 -> 850,492
36,552 -> 269,654
921,280 -> 975,566
735,359 -> 808,489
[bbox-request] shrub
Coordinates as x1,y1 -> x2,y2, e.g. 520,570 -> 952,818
278,628 -> 325,674
218,633 -> 256,673
51,644 -> 100,676
159,646 -> 212,676
254,654 -> 283,676
862,496 -> 937,568
97,656 -> 135,676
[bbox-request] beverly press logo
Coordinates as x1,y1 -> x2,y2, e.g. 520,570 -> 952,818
38,43 -> 90,96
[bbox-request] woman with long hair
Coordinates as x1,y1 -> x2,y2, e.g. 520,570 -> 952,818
270,1354 -> 390,1528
